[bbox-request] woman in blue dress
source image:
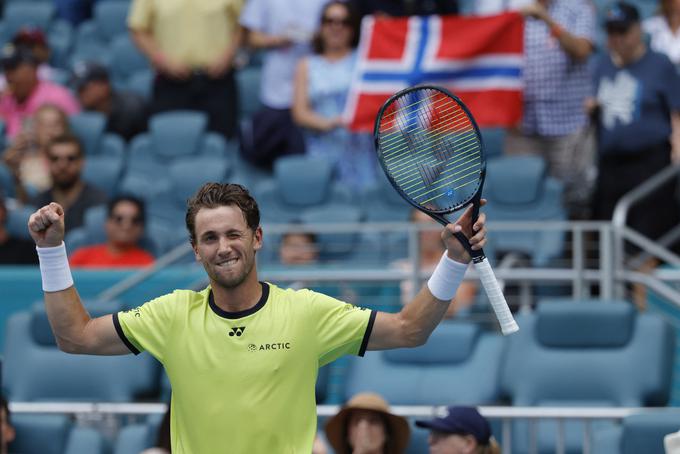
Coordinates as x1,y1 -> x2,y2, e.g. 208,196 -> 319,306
292,1 -> 378,192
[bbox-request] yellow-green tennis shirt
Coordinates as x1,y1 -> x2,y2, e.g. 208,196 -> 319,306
113,282 -> 375,454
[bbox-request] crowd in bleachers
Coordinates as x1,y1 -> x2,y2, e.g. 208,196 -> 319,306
0,0 -> 679,453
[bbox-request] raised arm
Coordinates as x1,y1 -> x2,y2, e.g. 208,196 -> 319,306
367,204 -> 487,350
28,203 -> 130,355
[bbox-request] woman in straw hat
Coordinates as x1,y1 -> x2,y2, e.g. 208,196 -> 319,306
325,392 -> 410,454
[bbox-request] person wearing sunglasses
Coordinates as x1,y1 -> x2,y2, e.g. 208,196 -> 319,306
69,195 -> 154,268
28,134 -> 107,232
292,0 -> 378,192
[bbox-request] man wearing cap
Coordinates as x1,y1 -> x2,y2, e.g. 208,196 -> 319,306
0,45 -> 79,139
588,1 -> 680,255
72,61 -> 149,142
416,406 -> 500,454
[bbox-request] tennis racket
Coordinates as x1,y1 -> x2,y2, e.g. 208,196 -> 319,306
374,85 -> 519,335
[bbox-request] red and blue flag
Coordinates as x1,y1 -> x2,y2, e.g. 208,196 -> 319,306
346,12 -> 524,131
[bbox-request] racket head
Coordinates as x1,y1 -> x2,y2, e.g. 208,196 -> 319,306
373,85 -> 486,219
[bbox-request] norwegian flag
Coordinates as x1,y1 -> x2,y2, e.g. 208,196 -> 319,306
345,12 -> 524,132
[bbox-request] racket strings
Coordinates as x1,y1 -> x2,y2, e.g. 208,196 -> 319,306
377,89 -> 483,209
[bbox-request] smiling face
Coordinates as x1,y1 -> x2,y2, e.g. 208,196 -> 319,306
428,431 -> 477,454
347,409 -> 388,453
192,205 -> 263,290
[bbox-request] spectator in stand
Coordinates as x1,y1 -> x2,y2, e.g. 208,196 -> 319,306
279,231 -> 319,266
643,0 -> 680,67
0,44 -> 79,139
29,134 -> 107,233
0,28 -> 65,91
71,61 -> 149,142
293,1 -> 377,191
128,0 -> 243,139
587,2 -> 680,276
0,192 -> 38,265
325,392 -> 410,454
503,0 -> 596,219
415,406 -> 500,454
70,195 -> 154,268
0,395 -> 16,454
2,104 -> 70,202
239,0 -> 329,169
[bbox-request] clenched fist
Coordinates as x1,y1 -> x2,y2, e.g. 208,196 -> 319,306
28,203 -> 65,248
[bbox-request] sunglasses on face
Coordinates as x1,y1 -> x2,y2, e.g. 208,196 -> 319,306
48,154 -> 80,163
322,16 -> 351,27
110,214 -> 143,225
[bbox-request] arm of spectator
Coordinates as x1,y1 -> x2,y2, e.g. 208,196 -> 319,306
207,26 -> 244,78
366,205 -> 487,350
28,203 -> 130,355
520,2 -> 594,62
671,111 -> 680,163
129,29 -> 191,80
292,59 -> 343,132
244,28 -> 293,49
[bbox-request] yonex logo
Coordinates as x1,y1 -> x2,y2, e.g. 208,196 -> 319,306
229,326 -> 246,337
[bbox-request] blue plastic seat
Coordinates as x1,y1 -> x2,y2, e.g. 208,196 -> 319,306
236,65 -> 262,120
591,410 -> 680,454
501,299 -> 675,454
109,34 -> 149,89
69,112 -> 126,157
2,2 -> 56,38
5,204 -> 36,240
483,155 -> 566,267
114,422 -> 156,454
74,0 -> 129,48
11,413 -> 105,454
125,69 -> 153,100
4,303 -> 160,401
344,321 -> 505,405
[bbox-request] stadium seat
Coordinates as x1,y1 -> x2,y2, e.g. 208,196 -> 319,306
591,410 -> 680,454
109,34 -> 150,89
82,156 -> 125,197
5,204 -> 37,240
69,112 -> 126,158
114,422 -> 156,454
479,127 -> 506,159
11,413 -> 105,454
4,303 -> 160,401
236,65 -> 262,120
74,0 -> 129,48
483,155 -> 567,267
344,321 -> 505,405
501,299 -> 675,454
0,163 -> 13,198
1,2 -> 56,38
254,155 -> 352,224
125,69 -> 153,100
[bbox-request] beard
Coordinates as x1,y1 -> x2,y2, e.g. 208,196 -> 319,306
204,254 -> 256,290
52,176 -> 80,191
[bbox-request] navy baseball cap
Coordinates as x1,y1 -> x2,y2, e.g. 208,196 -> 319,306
0,44 -> 38,70
604,2 -> 640,32
415,406 -> 491,445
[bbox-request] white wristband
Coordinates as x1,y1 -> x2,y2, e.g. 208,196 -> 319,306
427,252 -> 468,301
36,242 -> 74,292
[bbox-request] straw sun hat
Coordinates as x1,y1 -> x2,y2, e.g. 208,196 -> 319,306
325,393 -> 411,454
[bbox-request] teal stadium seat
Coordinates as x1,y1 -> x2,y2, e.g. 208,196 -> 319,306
344,321 -> 506,405
114,422 -> 156,454
501,299 -> 675,454
591,410 -> 680,454
4,302 -> 160,401
11,414 -> 105,454
109,34 -> 150,90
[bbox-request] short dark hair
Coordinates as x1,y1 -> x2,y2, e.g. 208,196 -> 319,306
185,183 -> 260,245
107,194 -> 146,224
312,1 -> 361,54
47,133 -> 84,157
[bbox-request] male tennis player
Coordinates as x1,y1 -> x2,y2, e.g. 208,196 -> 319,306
27,182 -> 487,453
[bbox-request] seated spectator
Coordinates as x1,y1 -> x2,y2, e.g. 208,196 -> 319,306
293,1 -> 378,191
1,395 -> 16,454
279,231 -> 319,266
415,406 -> 500,454
394,210 -> 477,318
325,392 -> 410,454
0,192 -> 37,265
70,195 -> 155,268
0,28 -> 63,91
0,44 -> 79,139
72,62 -> 149,141
643,0 -> 680,67
28,134 -> 107,233
2,104 -> 70,201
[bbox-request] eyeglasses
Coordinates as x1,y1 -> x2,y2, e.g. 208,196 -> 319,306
322,16 -> 351,27
110,214 -> 143,225
48,154 -> 80,163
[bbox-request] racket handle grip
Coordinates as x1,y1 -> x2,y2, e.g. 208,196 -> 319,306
473,258 -> 519,335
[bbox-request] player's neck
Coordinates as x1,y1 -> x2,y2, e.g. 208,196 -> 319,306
210,273 -> 263,313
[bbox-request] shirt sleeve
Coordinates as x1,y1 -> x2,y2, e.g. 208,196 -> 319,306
303,289 -> 376,367
239,0 -> 267,32
570,1 -> 596,42
128,0 -> 154,31
113,292 -> 177,362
